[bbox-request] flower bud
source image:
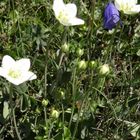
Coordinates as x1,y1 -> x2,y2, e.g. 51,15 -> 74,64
51,109 -> 60,118
60,90 -> 65,99
89,61 -> 96,69
100,64 -> 110,75
61,43 -> 69,53
42,99 -> 49,107
35,107 -> 41,114
77,60 -> 87,70
76,48 -> 84,57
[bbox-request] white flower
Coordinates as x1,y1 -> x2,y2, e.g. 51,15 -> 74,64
115,0 -> 140,14
100,64 -> 110,75
0,55 -> 37,85
53,0 -> 84,26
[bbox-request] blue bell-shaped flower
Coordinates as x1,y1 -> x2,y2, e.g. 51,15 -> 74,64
104,2 -> 120,30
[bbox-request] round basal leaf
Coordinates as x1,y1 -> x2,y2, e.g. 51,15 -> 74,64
3,101 -> 10,119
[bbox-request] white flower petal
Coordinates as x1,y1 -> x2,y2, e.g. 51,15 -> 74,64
69,17 -> 84,26
16,58 -> 30,71
15,71 -> 37,85
115,0 -> 139,14
5,76 -> 23,85
59,19 -> 71,26
124,10 -> 137,14
65,3 -> 77,17
114,0 -> 121,11
53,0 -> 65,17
2,55 -> 15,69
5,71 -> 37,85
131,5 -> 140,13
25,71 -> 37,81
0,68 -> 7,78
131,0 -> 137,5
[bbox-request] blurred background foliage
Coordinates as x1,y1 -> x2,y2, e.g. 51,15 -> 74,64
0,0 -> 140,139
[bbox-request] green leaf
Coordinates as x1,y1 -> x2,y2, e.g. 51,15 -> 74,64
63,126 -> 71,140
130,125 -> 140,138
123,120 -> 140,138
3,101 -> 10,119
136,49 -> 140,56
20,94 -> 30,112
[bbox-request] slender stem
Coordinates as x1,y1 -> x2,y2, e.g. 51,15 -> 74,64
71,98 -> 84,140
88,0 -> 96,36
61,104 -> 65,124
98,77 -> 106,92
104,28 -> 117,63
58,52 -> 65,68
72,81 -> 94,139
50,27 -> 67,94
44,51 -> 48,124
48,121 -> 55,140
12,108 -> 22,140
85,0 -> 96,61
9,84 -> 22,140
44,63 -> 47,123
58,27 -> 67,68
68,67 -> 77,128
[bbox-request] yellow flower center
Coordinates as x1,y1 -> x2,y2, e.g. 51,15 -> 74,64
8,69 -> 21,79
57,10 -> 69,24
120,2 -> 133,12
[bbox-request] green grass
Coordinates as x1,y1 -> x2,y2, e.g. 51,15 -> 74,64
0,0 -> 140,139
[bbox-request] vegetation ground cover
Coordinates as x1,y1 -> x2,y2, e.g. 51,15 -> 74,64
0,0 -> 140,139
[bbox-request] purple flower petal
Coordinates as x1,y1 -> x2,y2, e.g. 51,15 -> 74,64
104,2 -> 120,30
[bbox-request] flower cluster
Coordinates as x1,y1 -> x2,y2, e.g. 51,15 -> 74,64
1,0 -> 139,85
52,0 -> 140,29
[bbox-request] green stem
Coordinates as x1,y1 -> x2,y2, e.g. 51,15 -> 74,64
58,27 -> 68,68
98,77 -> 106,91
104,28 -> 117,63
68,67 -> 77,128
44,56 -> 48,124
12,108 -> 22,140
88,0 -> 96,37
71,97 -> 84,140
9,84 -> 22,140
61,104 -> 65,124
50,27 -> 67,93
58,52 -> 65,68
72,80 -> 94,139
43,43 -> 49,124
